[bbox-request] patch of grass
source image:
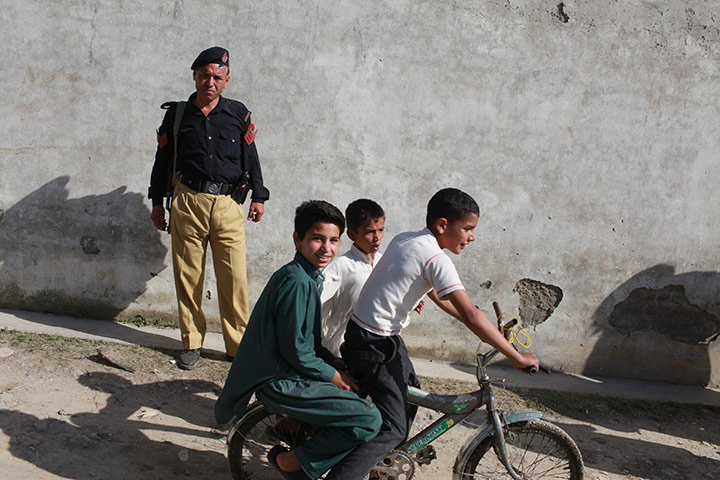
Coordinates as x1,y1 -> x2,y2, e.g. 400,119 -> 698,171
1,329 -> 100,352
0,329 -> 232,386
116,314 -> 176,329
418,372 -> 720,422
501,386 -> 720,423
418,375 -> 478,395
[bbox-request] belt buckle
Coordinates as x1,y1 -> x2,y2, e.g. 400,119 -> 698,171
208,182 -> 220,194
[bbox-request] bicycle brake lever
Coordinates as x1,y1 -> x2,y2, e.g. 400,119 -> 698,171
490,378 -> 507,389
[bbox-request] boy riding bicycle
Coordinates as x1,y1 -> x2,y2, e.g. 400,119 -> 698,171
329,188 -> 539,479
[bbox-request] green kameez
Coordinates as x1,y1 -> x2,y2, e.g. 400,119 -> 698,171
215,252 -> 380,479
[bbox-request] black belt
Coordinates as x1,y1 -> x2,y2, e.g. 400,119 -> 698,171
181,175 -> 236,196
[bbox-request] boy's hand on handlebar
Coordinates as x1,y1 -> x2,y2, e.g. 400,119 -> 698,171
331,370 -> 360,392
511,353 -> 539,375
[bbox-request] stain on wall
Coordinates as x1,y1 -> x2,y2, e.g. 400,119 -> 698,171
609,285 -> 720,345
513,278 -> 563,327
80,235 -> 101,255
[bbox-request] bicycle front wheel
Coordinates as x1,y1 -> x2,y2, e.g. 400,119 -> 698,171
227,402 -> 314,480
457,419 -> 584,479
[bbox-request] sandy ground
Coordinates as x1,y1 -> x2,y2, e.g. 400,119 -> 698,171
0,333 -> 719,480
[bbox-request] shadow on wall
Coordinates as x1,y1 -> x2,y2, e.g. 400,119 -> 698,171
0,176 -> 168,319
584,264 -> 720,386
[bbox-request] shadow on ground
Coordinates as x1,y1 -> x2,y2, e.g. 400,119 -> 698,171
0,371 -> 230,479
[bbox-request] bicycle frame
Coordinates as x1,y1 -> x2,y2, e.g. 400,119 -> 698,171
393,349 -> 542,480
226,301 -> 583,480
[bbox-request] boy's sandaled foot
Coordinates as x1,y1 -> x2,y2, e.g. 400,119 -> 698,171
267,445 -> 310,480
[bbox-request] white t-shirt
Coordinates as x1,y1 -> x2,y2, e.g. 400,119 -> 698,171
351,228 -> 464,336
320,244 -> 382,356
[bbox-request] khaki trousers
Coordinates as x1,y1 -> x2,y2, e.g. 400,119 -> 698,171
170,183 -> 249,356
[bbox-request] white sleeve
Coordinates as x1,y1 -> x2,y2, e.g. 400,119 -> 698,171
423,253 -> 464,298
321,261 -> 342,304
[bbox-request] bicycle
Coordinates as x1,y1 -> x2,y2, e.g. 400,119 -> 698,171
225,302 -> 584,479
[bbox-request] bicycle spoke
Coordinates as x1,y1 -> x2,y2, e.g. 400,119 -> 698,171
459,420 -> 583,479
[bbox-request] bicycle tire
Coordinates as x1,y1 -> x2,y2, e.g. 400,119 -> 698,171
457,419 -> 584,479
227,402 -> 314,480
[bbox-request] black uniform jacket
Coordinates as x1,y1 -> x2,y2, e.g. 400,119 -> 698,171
149,93 -> 270,206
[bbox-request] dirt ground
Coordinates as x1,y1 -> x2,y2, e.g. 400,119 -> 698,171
1,330 -> 718,480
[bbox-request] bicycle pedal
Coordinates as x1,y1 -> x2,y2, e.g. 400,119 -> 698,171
415,445 -> 437,465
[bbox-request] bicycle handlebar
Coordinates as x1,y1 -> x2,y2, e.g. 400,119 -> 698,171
479,351 -> 544,375
491,301 -> 548,375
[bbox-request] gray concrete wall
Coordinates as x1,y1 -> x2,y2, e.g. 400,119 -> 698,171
1,0 -> 718,386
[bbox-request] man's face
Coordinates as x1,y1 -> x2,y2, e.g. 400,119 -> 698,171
437,213 -> 478,254
293,222 -> 341,270
348,217 -> 385,259
193,63 -> 230,104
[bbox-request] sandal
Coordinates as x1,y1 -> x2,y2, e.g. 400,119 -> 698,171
267,445 -> 310,480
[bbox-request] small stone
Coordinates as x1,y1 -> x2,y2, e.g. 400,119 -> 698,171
0,347 -> 14,358
137,408 -> 160,419
24,446 -> 39,461
33,421 -> 50,432
68,435 -> 97,448
178,449 -> 189,462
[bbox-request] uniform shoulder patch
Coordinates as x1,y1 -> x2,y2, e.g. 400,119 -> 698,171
244,124 -> 257,145
157,130 -> 168,148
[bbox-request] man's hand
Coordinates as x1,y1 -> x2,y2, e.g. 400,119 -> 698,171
413,300 -> 425,315
331,369 -> 360,392
247,202 -> 264,222
151,205 -> 167,230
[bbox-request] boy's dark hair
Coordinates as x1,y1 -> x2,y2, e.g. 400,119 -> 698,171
345,199 -> 385,232
426,188 -> 479,227
294,200 -> 345,239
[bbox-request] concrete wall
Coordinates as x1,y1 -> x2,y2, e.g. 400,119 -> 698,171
1,0 -> 718,386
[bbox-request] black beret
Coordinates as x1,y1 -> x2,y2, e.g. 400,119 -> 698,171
191,46 -> 229,70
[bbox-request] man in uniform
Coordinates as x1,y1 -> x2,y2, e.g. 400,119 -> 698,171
149,46 -> 269,370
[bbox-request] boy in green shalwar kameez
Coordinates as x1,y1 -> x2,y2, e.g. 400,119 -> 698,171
215,200 -> 381,480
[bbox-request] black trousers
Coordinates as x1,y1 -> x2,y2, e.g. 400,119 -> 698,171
326,321 -> 420,479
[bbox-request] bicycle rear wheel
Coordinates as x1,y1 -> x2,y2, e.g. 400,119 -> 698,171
457,419 -> 584,479
227,402 -> 314,480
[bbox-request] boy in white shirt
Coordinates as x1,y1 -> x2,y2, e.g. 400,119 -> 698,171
321,199 -> 385,357
328,188 -> 539,479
